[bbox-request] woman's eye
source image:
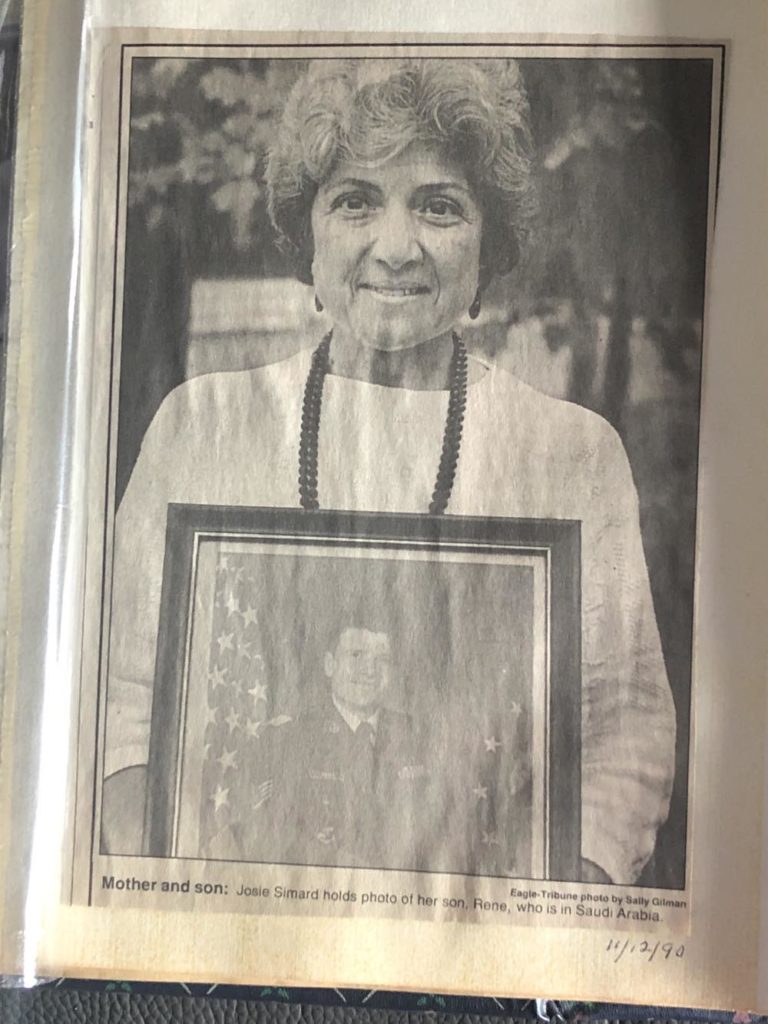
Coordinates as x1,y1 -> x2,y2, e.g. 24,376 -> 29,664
421,197 -> 463,222
331,193 -> 373,216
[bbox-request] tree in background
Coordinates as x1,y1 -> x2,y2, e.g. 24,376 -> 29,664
118,58 -> 303,502
510,59 -> 709,425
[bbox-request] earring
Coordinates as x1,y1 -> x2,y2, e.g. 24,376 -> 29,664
314,295 -> 324,313
468,290 -> 481,320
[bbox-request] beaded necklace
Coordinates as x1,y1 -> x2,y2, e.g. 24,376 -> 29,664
298,331 -> 468,514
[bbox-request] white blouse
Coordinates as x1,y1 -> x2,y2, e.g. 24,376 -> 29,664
105,347 -> 675,884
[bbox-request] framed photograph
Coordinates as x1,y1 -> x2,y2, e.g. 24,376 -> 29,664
143,505 -> 581,881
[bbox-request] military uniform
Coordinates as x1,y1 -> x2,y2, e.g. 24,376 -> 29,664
232,692 -> 435,870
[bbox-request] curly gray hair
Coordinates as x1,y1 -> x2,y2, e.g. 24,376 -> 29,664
266,58 -> 536,287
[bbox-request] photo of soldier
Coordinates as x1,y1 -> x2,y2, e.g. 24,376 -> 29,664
187,544 -> 541,877
212,600 -> 437,871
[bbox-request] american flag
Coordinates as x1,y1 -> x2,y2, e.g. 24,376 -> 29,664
467,697 -> 530,876
197,552 -> 279,856
440,644 -> 532,878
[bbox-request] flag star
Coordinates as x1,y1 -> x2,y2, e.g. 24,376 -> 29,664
248,681 -> 268,703
242,604 -> 259,627
229,678 -> 243,696
217,747 -> 238,771
205,705 -> 218,728
481,830 -> 500,846
245,718 -> 262,738
239,641 -> 253,660
509,701 -> 522,715
225,708 -> 241,733
216,631 -> 235,654
473,784 -> 488,801
208,664 -> 228,690
225,592 -> 240,617
484,736 -> 502,753
233,565 -> 245,581
212,785 -> 229,811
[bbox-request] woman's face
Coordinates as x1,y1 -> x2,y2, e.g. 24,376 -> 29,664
310,143 -> 483,352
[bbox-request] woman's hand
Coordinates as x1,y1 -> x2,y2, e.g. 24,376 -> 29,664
580,857 -> 612,884
101,765 -> 147,855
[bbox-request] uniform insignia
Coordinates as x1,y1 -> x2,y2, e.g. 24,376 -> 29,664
398,764 -> 427,780
316,827 -> 336,844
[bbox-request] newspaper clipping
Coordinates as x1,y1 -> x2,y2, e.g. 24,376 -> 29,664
74,35 -> 723,939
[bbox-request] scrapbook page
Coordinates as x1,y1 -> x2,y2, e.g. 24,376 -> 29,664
1,0 -> 767,1010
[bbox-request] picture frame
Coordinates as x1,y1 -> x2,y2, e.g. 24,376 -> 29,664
143,505 -> 581,881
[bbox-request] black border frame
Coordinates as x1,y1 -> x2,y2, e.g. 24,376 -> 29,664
143,504 -> 581,882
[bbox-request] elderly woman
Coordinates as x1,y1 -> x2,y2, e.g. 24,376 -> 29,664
103,58 -> 675,886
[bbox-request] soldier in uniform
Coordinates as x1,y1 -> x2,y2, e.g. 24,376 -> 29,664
231,616 -> 435,870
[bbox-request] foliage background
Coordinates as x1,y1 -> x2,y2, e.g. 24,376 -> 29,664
118,56 -> 716,890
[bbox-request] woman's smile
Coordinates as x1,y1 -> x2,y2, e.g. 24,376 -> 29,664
358,283 -> 430,298
311,143 -> 482,354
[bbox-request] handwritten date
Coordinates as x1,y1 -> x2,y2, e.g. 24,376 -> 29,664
606,938 -> 685,963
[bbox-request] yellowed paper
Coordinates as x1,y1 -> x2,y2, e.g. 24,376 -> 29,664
2,0 -> 768,1012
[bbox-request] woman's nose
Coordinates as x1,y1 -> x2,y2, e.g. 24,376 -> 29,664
370,204 -> 423,271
